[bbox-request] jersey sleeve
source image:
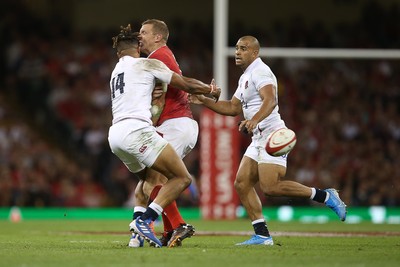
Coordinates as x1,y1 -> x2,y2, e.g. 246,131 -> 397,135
147,59 -> 174,84
233,87 -> 242,101
253,69 -> 276,91
233,76 -> 244,101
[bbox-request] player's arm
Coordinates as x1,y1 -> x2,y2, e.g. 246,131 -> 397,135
150,58 -> 220,101
170,73 -> 221,102
239,84 -> 277,133
252,84 -> 277,122
189,94 -> 242,117
150,83 -> 166,125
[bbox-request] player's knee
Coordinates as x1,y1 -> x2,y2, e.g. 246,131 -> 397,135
262,187 -> 276,197
134,187 -> 147,204
260,183 -> 280,197
234,178 -> 248,194
173,175 -> 192,193
147,172 -> 167,185
182,175 -> 192,188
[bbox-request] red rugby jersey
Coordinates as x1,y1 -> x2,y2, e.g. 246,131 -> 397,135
149,46 -> 193,126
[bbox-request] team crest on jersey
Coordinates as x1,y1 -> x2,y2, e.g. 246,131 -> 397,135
139,145 -> 148,153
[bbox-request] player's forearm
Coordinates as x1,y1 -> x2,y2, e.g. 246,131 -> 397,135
201,97 -> 239,116
251,101 -> 276,124
150,94 -> 166,125
181,77 -> 212,95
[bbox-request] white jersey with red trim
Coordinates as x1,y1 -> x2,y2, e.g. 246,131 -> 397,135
233,57 -> 285,134
110,56 -> 173,125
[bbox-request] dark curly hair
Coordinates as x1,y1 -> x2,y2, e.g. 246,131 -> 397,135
112,24 -> 140,52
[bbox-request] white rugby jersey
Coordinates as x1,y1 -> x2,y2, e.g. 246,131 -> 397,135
233,57 -> 285,134
110,56 -> 173,125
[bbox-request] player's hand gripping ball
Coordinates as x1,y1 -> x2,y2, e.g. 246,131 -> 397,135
266,128 -> 297,156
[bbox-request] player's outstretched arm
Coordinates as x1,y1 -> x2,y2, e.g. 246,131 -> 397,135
189,94 -> 242,117
170,73 -> 221,102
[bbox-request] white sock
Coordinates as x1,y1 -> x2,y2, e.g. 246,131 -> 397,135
134,206 -> 146,213
251,218 -> 265,225
310,188 -> 316,199
149,202 -> 163,215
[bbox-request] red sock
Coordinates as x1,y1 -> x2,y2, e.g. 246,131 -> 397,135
163,201 -> 185,229
149,185 -> 162,201
161,212 -> 173,234
148,185 -> 186,232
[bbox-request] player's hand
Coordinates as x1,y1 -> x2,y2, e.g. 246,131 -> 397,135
152,84 -> 165,100
188,94 -> 205,104
238,119 -> 257,134
151,97 -> 163,106
238,120 -> 248,134
209,79 -> 221,102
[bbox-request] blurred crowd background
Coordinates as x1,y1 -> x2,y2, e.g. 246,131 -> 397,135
0,0 -> 399,208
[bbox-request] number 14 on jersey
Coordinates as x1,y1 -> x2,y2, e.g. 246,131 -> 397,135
111,72 -> 125,99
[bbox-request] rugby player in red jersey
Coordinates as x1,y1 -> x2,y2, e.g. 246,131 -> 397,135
129,19 -> 197,248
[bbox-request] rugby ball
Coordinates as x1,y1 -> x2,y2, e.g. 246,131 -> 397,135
266,128 -> 297,156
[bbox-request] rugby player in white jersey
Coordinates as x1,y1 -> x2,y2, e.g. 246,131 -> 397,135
107,24 -> 220,247
190,36 -> 346,246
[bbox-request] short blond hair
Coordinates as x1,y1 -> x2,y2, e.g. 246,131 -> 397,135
142,19 -> 169,42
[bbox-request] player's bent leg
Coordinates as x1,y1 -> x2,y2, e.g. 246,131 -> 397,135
234,157 -> 261,221
151,175 -> 195,247
143,169 -> 195,247
134,145 -> 191,248
142,170 -> 168,197
150,144 -> 192,208
134,179 -> 149,206
234,157 -> 273,245
258,163 -> 312,198
156,118 -> 198,246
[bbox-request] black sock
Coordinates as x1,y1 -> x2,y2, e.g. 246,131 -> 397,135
133,211 -> 144,220
140,207 -> 159,221
313,189 -> 328,203
253,221 -> 270,237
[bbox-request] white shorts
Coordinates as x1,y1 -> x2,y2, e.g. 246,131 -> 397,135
156,117 -> 199,159
108,119 -> 168,173
244,129 -> 287,167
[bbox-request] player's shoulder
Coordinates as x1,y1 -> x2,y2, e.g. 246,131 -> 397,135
141,58 -> 170,73
255,58 -> 271,70
120,56 -> 144,67
253,60 -> 274,76
147,57 -> 167,66
155,45 -> 173,54
151,47 -> 174,60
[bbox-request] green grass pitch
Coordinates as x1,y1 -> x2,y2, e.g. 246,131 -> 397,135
0,219 -> 399,267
